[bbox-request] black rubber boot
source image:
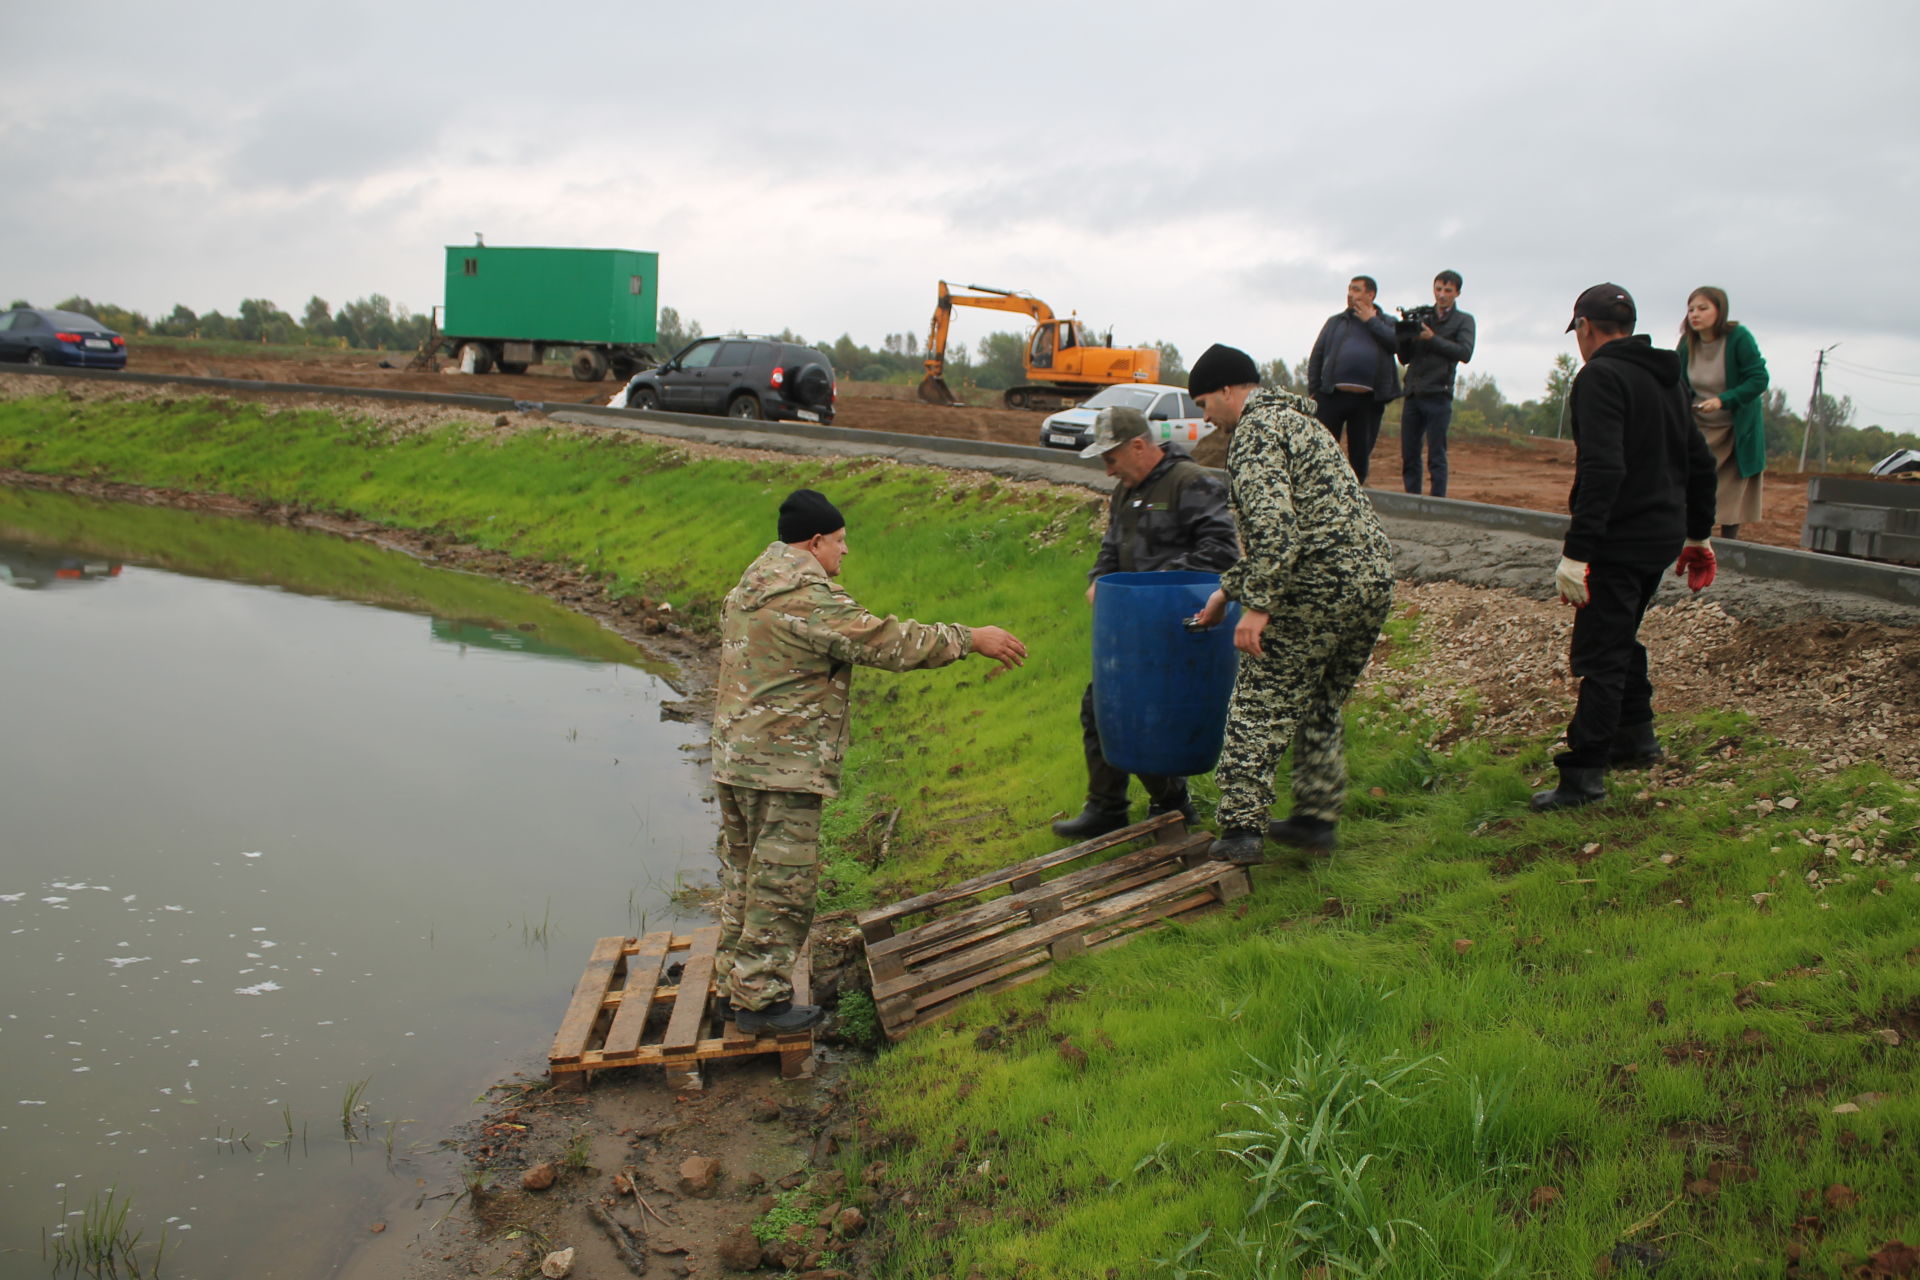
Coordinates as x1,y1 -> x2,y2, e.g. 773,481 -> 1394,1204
1209,827 -> 1267,866
1267,815 -> 1338,852
1609,721 -> 1664,769
1147,789 -> 1198,827
1051,804 -> 1131,840
736,1000 -> 825,1035
1530,766 -> 1607,812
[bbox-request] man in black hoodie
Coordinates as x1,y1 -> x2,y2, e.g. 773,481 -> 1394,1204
1532,284 -> 1719,811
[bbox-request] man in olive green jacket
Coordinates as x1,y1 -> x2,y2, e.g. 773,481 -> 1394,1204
711,489 -> 1027,1034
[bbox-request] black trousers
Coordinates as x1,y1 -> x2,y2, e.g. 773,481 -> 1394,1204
1314,389 -> 1386,484
1079,684 -> 1186,811
1557,559 -> 1666,769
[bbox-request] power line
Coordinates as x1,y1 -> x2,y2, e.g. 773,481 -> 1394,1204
1826,357 -> 1920,379
1827,360 -> 1920,387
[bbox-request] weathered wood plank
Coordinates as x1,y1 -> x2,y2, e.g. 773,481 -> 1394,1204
868,832 -> 1212,966
599,931 -> 674,1060
880,868 -> 1247,1037
549,936 -> 628,1065
872,861 -> 1238,1005
660,926 -> 720,1055
855,812 -> 1182,938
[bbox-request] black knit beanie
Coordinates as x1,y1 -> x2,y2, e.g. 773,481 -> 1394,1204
1187,343 -> 1260,398
778,489 -> 845,543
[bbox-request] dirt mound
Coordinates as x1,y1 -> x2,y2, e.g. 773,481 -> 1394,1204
1383,580 -> 1920,780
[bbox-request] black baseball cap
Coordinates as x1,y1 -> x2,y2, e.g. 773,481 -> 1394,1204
1566,283 -> 1636,332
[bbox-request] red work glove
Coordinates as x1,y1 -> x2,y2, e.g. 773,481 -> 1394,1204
1674,539 -> 1716,592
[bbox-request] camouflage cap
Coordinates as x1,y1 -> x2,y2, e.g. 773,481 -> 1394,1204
1079,406 -> 1152,459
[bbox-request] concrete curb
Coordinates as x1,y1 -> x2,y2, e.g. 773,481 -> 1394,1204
12,364 -> 1920,609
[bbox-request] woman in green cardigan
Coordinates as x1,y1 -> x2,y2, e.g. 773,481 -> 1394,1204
1677,286 -> 1769,538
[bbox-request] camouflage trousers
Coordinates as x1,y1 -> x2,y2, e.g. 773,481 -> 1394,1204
1213,574 -> 1394,832
713,783 -> 822,1011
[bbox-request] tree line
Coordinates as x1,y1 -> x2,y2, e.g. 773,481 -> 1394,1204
6,293 -> 435,352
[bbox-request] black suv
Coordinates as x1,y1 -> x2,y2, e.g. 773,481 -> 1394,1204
619,336 -> 836,424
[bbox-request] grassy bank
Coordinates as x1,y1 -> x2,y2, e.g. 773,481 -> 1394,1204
2,390 -> 1915,1278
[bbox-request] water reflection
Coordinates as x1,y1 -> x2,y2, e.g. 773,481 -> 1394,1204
0,489 -> 714,1279
0,535 -> 122,589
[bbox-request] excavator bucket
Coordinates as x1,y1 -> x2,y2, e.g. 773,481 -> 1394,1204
917,375 -> 962,406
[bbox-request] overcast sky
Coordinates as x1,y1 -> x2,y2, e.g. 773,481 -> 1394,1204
8,1 -> 1918,428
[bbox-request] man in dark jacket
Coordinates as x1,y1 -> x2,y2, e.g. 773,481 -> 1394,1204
1052,406 -> 1240,839
1307,275 -> 1401,484
1532,284 -> 1719,812
1395,269 -> 1475,496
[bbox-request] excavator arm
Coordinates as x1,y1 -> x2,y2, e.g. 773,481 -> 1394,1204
919,282 -> 1056,405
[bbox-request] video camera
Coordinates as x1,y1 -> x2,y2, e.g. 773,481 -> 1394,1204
1395,304 -> 1440,339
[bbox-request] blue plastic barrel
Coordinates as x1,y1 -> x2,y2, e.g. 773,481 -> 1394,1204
1091,571 -> 1240,777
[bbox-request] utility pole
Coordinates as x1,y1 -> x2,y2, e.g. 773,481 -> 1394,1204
1799,344 -> 1839,473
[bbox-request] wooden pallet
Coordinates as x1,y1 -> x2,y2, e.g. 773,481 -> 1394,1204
548,926 -> 813,1091
857,813 -> 1248,1039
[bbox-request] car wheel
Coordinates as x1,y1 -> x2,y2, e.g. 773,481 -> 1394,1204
26,349 -> 46,367
791,361 -> 833,408
571,349 -> 609,382
627,386 -> 659,411
459,342 -> 495,375
728,394 -> 764,421
497,361 -> 528,375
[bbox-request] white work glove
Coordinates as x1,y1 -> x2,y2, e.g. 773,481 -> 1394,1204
1555,556 -> 1590,608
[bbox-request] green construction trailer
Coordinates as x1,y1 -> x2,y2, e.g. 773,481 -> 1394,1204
441,244 -> 659,382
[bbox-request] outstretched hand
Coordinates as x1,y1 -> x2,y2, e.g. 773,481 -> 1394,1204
971,626 -> 1028,672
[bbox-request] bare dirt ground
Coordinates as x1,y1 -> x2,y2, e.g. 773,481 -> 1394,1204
9,367 -> 1920,1279
120,348 -> 1829,550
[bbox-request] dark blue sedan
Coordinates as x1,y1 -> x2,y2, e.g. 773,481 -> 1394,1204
0,307 -> 127,369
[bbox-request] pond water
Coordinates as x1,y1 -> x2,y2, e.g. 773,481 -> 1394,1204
0,489 -> 714,1278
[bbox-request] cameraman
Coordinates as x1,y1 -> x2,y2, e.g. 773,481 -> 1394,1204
1306,275 -> 1401,483
1395,270 -> 1476,497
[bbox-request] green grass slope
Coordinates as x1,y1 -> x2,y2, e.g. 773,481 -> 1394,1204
1,391 -> 1914,1279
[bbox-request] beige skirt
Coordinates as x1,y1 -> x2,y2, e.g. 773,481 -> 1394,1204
1699,422 -> 1764,526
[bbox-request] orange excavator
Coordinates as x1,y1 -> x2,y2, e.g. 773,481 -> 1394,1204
917,281 -> 1161,411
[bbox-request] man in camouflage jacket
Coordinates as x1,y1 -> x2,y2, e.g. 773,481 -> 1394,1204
1052,405 -> 1240,840
1188,344 -> 1396,866
710,489 -> 1027,1034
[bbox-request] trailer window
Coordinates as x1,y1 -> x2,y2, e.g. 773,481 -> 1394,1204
629,275 -> 644,295
463,258 -> 478,276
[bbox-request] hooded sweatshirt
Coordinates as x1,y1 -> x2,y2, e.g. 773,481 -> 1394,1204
712,541 -> 973,797
1564,336 -> 1718,564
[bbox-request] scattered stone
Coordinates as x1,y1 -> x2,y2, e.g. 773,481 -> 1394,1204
1528,1186 -> 1562,1211
522,1161 -> 559,1191
715,1226 -> 763,1271
1875,1028 -> 1902,1046
1453,938 -> 1475,955
836,1206 -> 867,1237
1686,1178 -> 1720,1198
750,1095 -> 781,1122
679,1155 -> 722,1198
813,1170 -> 846,1196
738,1170 -> 766,1194
539,1247 -> 575,1278
777,1170 -> 807,1190
369,1221 -> 386,1234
